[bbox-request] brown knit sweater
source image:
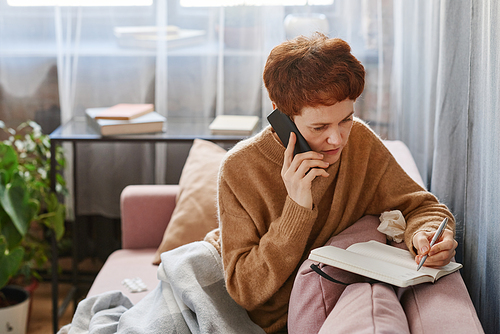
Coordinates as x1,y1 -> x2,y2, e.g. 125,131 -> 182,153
212,119 -> 454,333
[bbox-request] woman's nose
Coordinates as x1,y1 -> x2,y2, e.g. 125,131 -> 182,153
326,127 -> 342,145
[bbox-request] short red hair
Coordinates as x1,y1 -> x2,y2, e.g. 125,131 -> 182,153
263,33 -> 365,117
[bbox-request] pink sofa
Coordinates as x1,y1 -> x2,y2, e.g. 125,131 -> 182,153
86,184 -> 180,304
86,140 -> 426,304
85,140 -> 483,332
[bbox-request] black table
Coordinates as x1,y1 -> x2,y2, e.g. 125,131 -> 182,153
49,116 -> 259,333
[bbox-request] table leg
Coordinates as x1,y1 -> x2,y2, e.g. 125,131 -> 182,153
50,140 -> 59,334
72,142 -> 79,310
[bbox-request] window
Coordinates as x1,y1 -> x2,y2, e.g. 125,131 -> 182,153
7,0 -> 152,6
180,0 -> 333,7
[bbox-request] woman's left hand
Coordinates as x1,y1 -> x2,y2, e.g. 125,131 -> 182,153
413,229 -> 458,268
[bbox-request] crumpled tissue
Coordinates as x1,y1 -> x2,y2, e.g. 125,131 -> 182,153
378,210 -> 406,243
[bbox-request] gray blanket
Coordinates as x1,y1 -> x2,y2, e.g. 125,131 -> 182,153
58,241 -> 265,334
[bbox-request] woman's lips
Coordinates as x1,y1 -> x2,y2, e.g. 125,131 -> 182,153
323,148 -> 341,155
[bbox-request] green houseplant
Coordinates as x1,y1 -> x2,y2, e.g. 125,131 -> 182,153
0,120 -> 67,299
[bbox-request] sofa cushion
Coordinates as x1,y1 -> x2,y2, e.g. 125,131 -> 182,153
288,216 -> 388,334
318,283 -> 410,334
153,139 -> 227,264
87,249 -> 158,304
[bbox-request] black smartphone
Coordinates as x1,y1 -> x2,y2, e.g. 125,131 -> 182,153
267,108 -> 311,156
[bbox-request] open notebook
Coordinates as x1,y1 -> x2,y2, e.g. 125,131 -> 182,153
309,240 -> 462,288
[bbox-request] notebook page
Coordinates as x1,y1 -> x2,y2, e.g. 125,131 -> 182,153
346,241 -> 442,278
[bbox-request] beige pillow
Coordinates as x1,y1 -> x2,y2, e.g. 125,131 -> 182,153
153,139 -> 227,264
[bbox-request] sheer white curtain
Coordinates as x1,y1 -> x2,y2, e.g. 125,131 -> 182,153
0,4 -> 61,130
1,0 -> 389,217
391,1 -> 500,332
55,5 -> 158,217
464,1 -> 500,332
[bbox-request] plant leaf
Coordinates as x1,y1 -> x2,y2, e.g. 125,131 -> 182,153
0,174 -> 38,237
0,207 -> 23,248
0,238 -> 24,289
45,192 -> 65,240
0,144 -> 18,183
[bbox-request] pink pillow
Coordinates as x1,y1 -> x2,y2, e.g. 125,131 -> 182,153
152,139 -> 227,264
318,283 -> 410,334
288,216 -> 387,334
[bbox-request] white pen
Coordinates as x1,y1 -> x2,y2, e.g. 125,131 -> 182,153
416,217 -> 449,271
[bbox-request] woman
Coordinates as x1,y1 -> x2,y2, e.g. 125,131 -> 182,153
206,33 -> 459,333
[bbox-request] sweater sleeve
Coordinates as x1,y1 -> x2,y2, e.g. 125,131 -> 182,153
218,155 -> 318,311
366,141 -> 455,255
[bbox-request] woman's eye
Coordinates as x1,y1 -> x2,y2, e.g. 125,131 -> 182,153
313,126 -> 326,132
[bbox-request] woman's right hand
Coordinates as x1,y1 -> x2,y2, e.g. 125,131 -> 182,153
281,132 -> 330,209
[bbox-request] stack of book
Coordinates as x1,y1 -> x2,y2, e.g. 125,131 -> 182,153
86,103 -> 166,136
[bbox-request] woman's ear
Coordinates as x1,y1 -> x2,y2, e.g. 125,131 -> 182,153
272,102 -> 277,110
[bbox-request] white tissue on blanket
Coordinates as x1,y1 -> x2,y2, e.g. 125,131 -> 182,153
378,210 -> 406,243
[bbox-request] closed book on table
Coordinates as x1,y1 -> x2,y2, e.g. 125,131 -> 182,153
209,115 -> 259,135
95,103 -> 154,120
86,108 -> 165,136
